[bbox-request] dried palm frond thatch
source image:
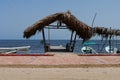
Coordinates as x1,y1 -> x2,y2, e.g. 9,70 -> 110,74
24,11 -> 120,42
24,11 -> 93,42
93,27 -> 120,38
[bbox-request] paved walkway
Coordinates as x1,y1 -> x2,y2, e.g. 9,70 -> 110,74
0,52 -> 120,68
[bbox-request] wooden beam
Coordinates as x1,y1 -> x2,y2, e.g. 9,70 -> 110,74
42,29 -> 47,52
72,32 -> 77,52
70,31 -> 74,44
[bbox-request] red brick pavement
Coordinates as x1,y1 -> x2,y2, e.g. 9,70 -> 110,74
0,53 -> 120,67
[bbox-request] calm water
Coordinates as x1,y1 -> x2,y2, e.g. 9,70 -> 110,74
0,40 -> 120,54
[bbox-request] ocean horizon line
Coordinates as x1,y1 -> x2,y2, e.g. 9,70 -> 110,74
0,39 -> 83,40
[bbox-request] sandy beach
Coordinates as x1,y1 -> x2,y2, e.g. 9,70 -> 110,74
0,53 -> 120,80
0,67 -> 120,80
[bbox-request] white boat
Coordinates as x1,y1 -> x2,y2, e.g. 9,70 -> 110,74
105,46 -> 117,54
81,46 -> 98,54
0,50 -> 17,54
0,46 -> 30,54
81,41 -> 98,54
11,46 -> 30,51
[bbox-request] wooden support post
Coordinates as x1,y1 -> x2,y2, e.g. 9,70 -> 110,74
109,27 -> 112,53
69,31 -> 77,52
48,26 -> 50,44
42,29 -> 47,52
70,31 -> 74,44
72,32 -> 77,52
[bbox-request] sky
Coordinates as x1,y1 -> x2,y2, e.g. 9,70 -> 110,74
0,0 -> 120,40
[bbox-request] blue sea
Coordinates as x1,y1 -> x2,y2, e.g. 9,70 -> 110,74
0,40 -> 120,54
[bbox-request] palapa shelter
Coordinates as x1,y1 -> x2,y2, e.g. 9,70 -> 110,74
93,27 -> 120,38
23,11 -> 120,52
24,11 -> 93,42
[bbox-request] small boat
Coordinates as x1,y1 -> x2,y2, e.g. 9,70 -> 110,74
81,41 -> 98,54
0,50 -> 17,54
105,46 -> 118,54
81,46 -> 98,54
0,46 -> 30,54
11,46 -> 30,51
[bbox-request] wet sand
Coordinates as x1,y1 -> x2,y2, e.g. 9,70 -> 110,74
0,67 -> 120,80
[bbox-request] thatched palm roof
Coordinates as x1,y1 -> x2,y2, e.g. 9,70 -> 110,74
93,27 -> 120,38
24,11 -> 120,41
24,11 -> 93,42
